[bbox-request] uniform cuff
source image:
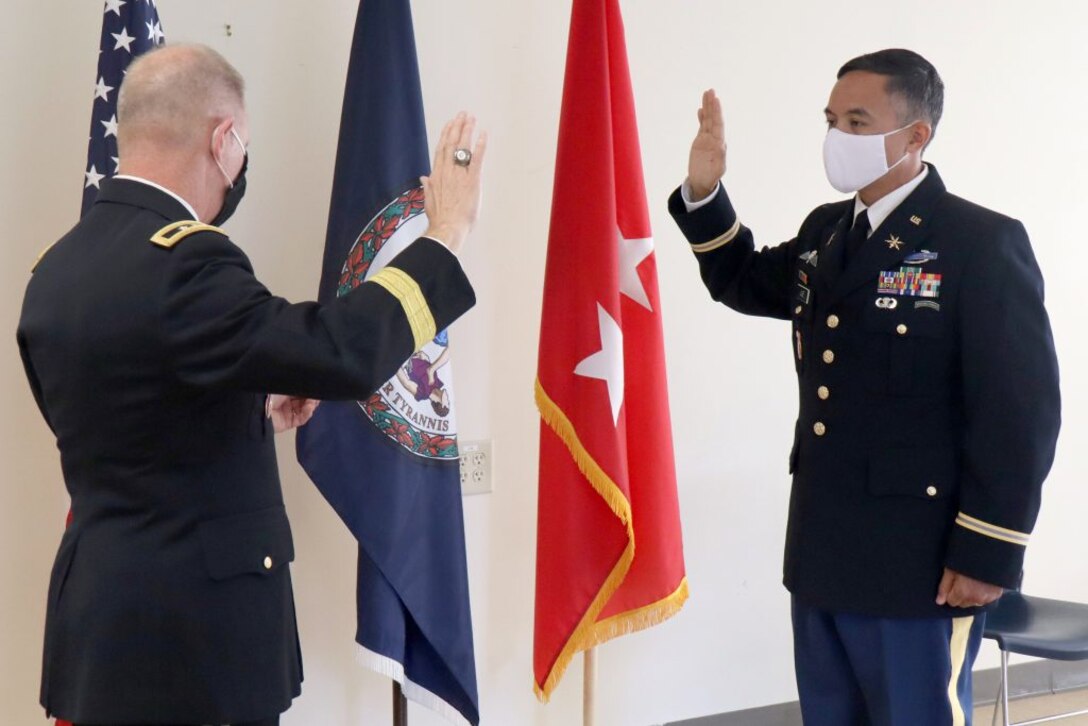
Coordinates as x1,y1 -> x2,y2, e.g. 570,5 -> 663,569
944,515 -> 1028,590
668,182 -> 741,252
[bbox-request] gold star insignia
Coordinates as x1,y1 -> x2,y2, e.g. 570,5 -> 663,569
886,235 -> 904,251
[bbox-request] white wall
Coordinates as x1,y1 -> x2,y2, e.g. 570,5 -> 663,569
2,2 -> 1085,725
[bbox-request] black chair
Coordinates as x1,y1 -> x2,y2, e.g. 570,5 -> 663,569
984,591 -> 1088,725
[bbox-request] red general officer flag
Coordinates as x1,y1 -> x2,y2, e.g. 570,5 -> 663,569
534,0 -> 687,700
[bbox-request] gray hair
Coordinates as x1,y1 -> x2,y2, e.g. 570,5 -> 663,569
117,44 -> 245,149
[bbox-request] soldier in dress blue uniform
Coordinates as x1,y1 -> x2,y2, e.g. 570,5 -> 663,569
670,49 -> 1060,724
17,45 -> 487,726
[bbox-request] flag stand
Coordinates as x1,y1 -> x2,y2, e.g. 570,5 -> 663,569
583,648 -> 597,726
393,682 -> 408,726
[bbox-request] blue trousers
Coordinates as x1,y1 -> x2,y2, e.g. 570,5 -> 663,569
792,598 -> 985,726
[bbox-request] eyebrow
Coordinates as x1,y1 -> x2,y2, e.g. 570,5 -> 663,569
824,106 -> 873,118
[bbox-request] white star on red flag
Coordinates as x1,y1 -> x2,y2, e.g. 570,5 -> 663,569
618,229 -> 654,311
574,303 -> 625,425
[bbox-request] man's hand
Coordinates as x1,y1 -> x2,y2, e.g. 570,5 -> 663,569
688,89 -> 727,202
422,111 -> 488,255
266,395 -> 320,434
936,568 -> 1004,608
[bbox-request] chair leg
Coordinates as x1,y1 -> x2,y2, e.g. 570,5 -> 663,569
992,670 -> 1004,726
1001,649 -> 1011,726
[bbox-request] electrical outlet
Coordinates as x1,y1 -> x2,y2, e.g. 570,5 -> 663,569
459,440 -> 492,496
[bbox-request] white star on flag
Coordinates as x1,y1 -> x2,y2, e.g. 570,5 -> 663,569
112,27 -> 136,52
574,303 -> 625,425
618,229 -> 654,311
93,76 -> 114,102
145,20 -> 164,44
85,165 -> 106,189
101,114 -> 119,138
111,156 -> 120,172
104,0 -> 126,16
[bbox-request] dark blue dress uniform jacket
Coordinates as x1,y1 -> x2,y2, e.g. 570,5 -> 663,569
16,178 -> 475,724
669,166 -> 1060,619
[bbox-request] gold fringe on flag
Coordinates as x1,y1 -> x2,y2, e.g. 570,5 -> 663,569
534,379 -> 689,701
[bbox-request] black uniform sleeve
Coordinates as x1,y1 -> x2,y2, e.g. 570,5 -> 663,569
668,182 -> 797,320
159,233 -> 475,400
943,220 -> 1061,588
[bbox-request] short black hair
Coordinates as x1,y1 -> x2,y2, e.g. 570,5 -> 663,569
838,49 -> 944,138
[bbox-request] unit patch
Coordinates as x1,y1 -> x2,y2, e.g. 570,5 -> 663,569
877,266 -> 942,298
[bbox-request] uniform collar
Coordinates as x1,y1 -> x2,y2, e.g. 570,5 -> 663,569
853,164 -> 930,234
94,176 -> 197,222
822,164 -> 947,304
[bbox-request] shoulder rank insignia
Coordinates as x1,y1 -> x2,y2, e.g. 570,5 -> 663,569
31,241 -> 59,272
150,220 -> 225,249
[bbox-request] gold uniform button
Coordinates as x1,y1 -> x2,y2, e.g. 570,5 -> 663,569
827,314 -> 840,329
817,386 -> 830,400
896,323 -> 909,335
926,485 -> 938,497
263,556 -> 273,570
795,305 -> 803,315
822,349 -> 835,364
813,421 -> 827,436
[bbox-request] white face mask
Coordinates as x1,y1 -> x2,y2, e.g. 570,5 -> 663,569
822,123 -> 914,194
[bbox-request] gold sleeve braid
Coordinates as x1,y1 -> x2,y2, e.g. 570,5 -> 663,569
690,218 -> 742,254
369,266 -> 437,350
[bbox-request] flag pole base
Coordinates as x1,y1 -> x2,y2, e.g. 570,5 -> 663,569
393,680 -> 408,726
584,647 -> 597,726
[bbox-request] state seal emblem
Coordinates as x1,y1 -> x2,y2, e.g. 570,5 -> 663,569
337,186 -> 459,460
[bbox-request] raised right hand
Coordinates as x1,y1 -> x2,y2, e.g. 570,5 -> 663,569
687,89 -> 727,202
422,112 -> 487,255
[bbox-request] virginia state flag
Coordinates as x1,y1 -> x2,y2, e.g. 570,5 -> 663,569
534,0 -> 688,700
296,1 -> 479,723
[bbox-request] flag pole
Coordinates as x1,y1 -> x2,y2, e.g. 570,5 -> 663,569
583,648 -> 597,726
393,681 -> 408,726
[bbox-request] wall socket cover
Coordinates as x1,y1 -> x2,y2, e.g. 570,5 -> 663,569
458,439 -> 493,496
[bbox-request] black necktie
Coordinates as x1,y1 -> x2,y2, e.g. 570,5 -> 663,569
843,209 -> 871,269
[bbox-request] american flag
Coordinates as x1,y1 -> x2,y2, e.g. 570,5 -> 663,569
81,0 -> 164,216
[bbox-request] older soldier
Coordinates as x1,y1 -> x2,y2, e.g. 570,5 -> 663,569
18,44 -> 486,726
671,49 -> 1060,724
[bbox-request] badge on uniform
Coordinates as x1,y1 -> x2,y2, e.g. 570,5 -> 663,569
799,250 -> 819,268
796,283 -> 812,304
798,269 -> 809,285
877,266 -> 942,299
903,250 -> 939,265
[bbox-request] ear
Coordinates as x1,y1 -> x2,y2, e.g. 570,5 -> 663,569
908,121 -> 933,153
210,118 -> 234,158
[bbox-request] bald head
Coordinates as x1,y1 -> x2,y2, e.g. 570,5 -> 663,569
117,44 -> 245,153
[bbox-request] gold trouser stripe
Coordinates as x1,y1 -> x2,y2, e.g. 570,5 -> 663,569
948,615 -> 974,726
690,218 -> 742,254
955,512 -> 1030,546
370,266 -> 436,350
